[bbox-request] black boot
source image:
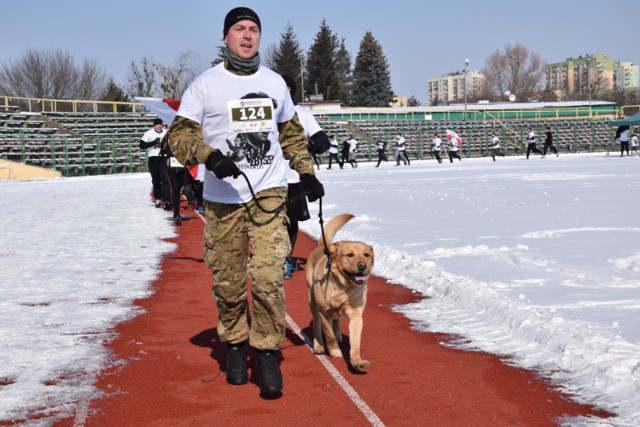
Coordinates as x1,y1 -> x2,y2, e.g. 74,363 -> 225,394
256,350 -> 282,394
172,213 -> 182,226
225,343 -> 248,385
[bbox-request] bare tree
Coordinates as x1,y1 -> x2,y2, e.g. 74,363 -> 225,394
126,57 -> 157,97
155,51 -> 199,99
75,58 -> 108,100
0,49 -> 108,103
127,51 -> 200,99
481,43 -> 546,101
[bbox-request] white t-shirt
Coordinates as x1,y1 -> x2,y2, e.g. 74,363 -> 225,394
396,136 -> 406,151
432,137 -> 442,151
632,135 -> 639,148
195,164 -> 206,182
140,127 -> 166,157
348,138 -> 358,152
491,136 -> 500,148
294,105 -> 322,138
619,129 -> 629,142
287,105 -> 323,184
449,138 -> 459,151
329,138 -> 339,154
177,64 -> 296,204
527,130 -> 536,143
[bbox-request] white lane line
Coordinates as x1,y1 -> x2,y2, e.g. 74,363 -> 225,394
72,399 -> 89,427
285,314 -> 385,427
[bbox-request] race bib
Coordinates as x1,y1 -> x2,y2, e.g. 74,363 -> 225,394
228,98 -> 275,134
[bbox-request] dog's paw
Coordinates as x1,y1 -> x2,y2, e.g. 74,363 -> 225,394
313,344 -> 325,355
351,359 -> 370,372
328,348 -> 342,358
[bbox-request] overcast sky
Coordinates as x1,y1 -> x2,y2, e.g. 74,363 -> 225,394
2,0 -> 639,103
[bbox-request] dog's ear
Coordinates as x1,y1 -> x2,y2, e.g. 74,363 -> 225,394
367,244 -> 375,264
329,242 -> 340,259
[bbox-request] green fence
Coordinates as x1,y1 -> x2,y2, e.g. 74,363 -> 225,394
4,133 -> 147,177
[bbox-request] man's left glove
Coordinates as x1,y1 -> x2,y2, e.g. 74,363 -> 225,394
300,174 -> 325,202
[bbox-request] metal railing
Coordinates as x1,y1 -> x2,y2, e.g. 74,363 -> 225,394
0,95 -> 145,114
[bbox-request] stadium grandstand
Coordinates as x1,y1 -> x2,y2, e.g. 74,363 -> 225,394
1,95 -> 637,178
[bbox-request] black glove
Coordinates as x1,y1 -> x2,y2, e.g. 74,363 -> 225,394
300,174 -> 324,202
307,131 -> 331,154
205,151 -> 241,179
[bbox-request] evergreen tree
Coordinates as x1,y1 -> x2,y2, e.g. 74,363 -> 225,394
351,32 -> 394,107
271,23 -> 304,103
332,38 -> 352,105
407,95 -> 421,107
99,79 -> 131,112
305,19 -> 339,101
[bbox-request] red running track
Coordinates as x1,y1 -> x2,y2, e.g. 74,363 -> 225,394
55,205 -> 610,426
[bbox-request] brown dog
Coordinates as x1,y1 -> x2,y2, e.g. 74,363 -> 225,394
305,213 -> 374,371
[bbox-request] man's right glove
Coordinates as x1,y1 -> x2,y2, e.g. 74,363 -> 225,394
205,151 -> 241,179
300,174 -> 325,202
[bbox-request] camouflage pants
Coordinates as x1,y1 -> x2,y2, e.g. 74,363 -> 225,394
202,187 -> 290,350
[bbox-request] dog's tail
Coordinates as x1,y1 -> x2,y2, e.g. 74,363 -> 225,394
318,213 -> 354,248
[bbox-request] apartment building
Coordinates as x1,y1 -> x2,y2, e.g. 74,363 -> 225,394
615,62 -> 640,89
427,70 -> 483,105
546,54 -> 615,99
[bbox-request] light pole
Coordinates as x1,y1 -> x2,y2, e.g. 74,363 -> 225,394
585,54 -> 592,117
463,58 -> 469,120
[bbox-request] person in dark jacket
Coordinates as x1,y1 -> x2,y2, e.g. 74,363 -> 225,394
542,126 -> 559,158
375,137 -> 388,167
159,135 -> 193,225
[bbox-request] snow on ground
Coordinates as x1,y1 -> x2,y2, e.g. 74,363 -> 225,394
1,152 -> 639,425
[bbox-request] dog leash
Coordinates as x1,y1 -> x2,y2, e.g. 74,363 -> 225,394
318,197 -> 332,264
240,171 -> 332,261
239,171 -> 286,214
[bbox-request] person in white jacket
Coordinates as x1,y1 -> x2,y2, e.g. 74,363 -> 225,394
394,134 -> 410,166
631,132 -> 639,157
525,127 -> 543,159
490,133 -> 503,161
447,134 -> 462,162
139,118 -> 169,208
431,133 -> 443,164
326,135 -> 342,169
347,134 -> 359,168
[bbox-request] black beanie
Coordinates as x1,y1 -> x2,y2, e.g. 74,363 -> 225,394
223,7 -> 261,37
